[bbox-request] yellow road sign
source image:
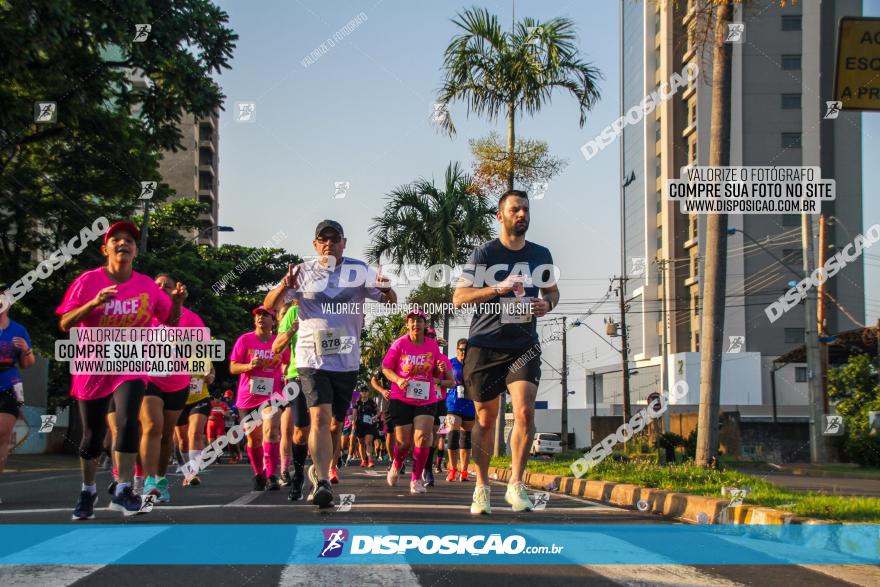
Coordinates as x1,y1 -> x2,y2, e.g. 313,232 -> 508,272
833,17 -> 880,111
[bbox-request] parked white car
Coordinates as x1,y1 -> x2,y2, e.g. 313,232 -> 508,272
530,433 -> 563,456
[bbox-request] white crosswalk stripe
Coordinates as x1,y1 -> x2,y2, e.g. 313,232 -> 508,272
0,527 -> 168,586
279,565 -> 420,586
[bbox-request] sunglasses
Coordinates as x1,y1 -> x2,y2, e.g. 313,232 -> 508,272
315,234 -> 342,243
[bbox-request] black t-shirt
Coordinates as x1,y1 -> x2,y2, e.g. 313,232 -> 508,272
355,397 -> 378,425
461,238 -> 555,349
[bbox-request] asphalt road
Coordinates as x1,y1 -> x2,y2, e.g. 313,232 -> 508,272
0,459 -> 877,586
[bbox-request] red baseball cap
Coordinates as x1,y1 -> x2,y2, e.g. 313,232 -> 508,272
103,220 -> 141,245
252,305 -> 276,318
406,308 -> 429,321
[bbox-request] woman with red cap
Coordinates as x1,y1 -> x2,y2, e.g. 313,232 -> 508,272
382,309 -> 454,494
58,220 -> 186,519
228,306 -> 290,491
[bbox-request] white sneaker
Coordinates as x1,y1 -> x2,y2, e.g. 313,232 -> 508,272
470,485 -> 492,515
505,482 -> 533,512
410,479 -> 427,494
387,463 -> 400,487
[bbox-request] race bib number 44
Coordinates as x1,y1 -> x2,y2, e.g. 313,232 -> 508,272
500,297 -> 532,324
249,376 -> 273,396
405,379 -> 431,401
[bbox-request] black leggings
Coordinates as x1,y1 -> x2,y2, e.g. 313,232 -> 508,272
78,380 -> 145,459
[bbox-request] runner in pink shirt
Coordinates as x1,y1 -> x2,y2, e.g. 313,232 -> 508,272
382,309 -> 454,494
140,273 -> 210,502
229,306 -> 291,491
57,221 -> 186,519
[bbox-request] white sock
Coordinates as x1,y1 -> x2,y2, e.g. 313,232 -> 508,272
189,450 -> 201,467
82,483 -> 97,495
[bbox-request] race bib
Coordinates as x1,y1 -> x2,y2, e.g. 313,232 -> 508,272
362,414 -> 373,425
456,384 -> 466,400
316,328 -> 342,356
405,379 -> 431,401
500,297 -> 532,324
188,379 -> 203,396
13,381 -> 24,404
249,376 -> 273,396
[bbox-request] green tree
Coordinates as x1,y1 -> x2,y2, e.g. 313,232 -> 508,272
436,7 -> 601,190
828,354 -> 880,467
469,132 -> 567,198
366,162 -> 495,348
1,0 -> 237,279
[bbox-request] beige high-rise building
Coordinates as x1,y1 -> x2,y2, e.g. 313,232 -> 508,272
589,0 -> 865,459
157,111 -> 220,246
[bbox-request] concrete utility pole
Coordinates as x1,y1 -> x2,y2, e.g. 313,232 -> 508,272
617,277 -> 632,423
561,316 -> 568,449
658,257 -> 670,432
802,213 -> 826,464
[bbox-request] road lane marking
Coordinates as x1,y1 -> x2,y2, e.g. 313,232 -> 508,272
225,491 -> 264,506
0,473 -> 81,486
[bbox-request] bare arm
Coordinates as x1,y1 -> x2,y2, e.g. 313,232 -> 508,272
229,356 -> 259,375
370,375 -> 390,399
382,367 -> 404,388
272,327 -> 296,355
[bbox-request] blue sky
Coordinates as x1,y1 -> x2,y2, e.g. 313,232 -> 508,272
212,0 -> 879,405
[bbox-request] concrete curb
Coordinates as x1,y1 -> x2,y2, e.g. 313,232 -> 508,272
473,466 -> 878,562
480,465 -> 812,525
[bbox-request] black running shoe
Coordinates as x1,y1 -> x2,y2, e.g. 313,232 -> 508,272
287,472 -> 305,501
72,490 -> 98,520
280,470 -> 291,487
425,468 -> 435,487
267,475 -> 280,491
253,472 -> 267,491
109,486 -> 147,517
107,480 -> 117,497
313,480 -> 334,509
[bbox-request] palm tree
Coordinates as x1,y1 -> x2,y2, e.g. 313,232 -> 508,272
366,162 -> 495,348
436,7 -> 602,190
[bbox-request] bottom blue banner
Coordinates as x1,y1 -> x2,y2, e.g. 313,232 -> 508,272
0,524 -> 876,565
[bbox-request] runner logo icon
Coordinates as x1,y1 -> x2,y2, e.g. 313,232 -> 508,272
319,528 -> 349,558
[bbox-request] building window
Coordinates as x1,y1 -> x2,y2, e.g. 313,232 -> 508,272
795,366 -> 807,382
656,156 -> 662,178
781,93 -> 801,109
655,121 -> 662,142
694,331 -> 700,352
657,191 -> 663,214
781,54 -> 802,70
689,137 -> 697,164
781,15 -> 802,31
781,132 -> 802,149
785,328 -> 805,344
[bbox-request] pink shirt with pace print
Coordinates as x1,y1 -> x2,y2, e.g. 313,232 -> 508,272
55,267 -> 172,400
230,331 -> 291,410
382,334 -> 444,406
148,307 -> 206,393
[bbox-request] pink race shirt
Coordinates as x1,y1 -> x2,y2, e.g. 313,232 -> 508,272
230,331 -> 291,410
148,307 -> 207,393
55,267 -> 172,400
382,335 -> 443,406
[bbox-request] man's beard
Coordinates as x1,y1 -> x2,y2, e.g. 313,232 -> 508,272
507,218 -> 529,236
